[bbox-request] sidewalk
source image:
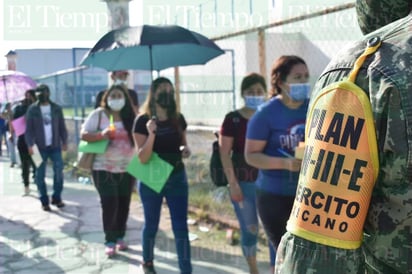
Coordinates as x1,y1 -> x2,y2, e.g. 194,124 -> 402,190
0,152 -> 262,274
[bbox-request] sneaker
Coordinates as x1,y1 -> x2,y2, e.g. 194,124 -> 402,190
116,239 -> 128,251
141,261 -> 157,274
42,204 -> 51,211
105,244 -> 116,257
51,199 -> 65,208
23,186 -> 30,196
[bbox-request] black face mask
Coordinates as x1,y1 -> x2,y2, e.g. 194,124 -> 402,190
37,93 -> 49,103
156,92 -> 175,109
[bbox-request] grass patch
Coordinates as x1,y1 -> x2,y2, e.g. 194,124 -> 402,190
185,153 -> 235,219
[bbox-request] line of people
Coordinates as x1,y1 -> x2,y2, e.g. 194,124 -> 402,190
81,76 -> 192,273
219,56 -> 310,274
76,64 -> 306,274
3,1 -> 411,270
221,1 -> 412,274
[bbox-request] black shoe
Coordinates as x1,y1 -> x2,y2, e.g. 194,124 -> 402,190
42,204 -> 51,211
141,262 -> 157,274
51,199 -> 65,208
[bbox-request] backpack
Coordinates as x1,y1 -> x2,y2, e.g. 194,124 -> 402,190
287,37 -> 382,249
210,114 -> 240,187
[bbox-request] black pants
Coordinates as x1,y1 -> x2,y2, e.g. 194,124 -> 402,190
17,137 -> 36,187
92,170 -> 134,244
256,190 -> 295,249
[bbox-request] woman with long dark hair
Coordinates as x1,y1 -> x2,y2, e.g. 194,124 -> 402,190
80,84 -> 136,257
133,77 -> 192,274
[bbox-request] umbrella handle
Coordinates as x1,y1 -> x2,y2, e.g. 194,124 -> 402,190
150,103 -> 157,118
1,77 -> 8,102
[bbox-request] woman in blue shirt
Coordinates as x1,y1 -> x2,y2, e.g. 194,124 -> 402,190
245,55 -> 310,265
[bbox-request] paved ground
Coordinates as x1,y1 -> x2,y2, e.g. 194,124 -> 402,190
0,150 -> 271,274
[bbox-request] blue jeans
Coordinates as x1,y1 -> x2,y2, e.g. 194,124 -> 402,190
35,147 -> 64,205
232,182 -> 276,265
139,170 -> 192,274
7,134 -> 18,164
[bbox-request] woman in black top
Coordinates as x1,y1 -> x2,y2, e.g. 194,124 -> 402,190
133,77 -> 192,274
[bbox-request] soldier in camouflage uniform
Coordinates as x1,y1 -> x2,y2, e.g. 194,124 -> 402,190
275,0 -> 412,273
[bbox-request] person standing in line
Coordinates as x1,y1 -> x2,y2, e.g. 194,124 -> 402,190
4,102 -> 19,167
81,85 -> 136,257
12,89 -> 37,195
219,72 -> 276,274
274,1 -> 412,273
133,77 -> 192,274
244,56 -> 310,263
94,70 -> 139,114
0,111 -> 7,156
25,84 -> 68,211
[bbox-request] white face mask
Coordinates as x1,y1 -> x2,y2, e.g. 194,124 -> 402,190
108,98 -> 125,111
114,79 -> 127,86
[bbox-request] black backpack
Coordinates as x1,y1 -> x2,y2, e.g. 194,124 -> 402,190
210,132 -> 228,187
210,115 -> 240,187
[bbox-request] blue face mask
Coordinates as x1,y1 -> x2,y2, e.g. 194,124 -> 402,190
289,83 -> 310,101
244,96 -> 265,110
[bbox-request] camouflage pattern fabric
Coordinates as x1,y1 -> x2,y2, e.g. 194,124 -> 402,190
356,0 -> 411,34
275,232 -> 364,274
275,2 -> 412,274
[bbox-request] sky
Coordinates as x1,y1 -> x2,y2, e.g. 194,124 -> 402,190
0,0 -> 355,70
0,0 -> 283,70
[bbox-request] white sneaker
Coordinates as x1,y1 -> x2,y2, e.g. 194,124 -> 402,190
24,186 -> 30,196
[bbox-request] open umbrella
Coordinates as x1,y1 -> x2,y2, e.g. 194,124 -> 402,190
0,70 -> 37,103
80,24 -> 225,71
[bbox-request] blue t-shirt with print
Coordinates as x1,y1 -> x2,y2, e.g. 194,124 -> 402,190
246,97 -> 308,196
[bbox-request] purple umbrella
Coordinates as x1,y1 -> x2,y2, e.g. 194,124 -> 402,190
0,70 -> 37,103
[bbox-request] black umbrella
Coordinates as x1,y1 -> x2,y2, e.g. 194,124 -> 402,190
80,24 -> 225,72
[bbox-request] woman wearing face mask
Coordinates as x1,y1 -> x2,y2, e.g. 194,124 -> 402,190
219,72 -> 276,274
133,77 -> 192,274
244,56 -> 310,268
80,85 -> 136,257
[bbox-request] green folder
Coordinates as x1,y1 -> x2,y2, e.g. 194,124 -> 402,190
78,139 -> 109,154
127,153 -> 173,193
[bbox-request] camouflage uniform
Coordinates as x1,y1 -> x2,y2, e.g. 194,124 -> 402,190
275,1 -> 412,273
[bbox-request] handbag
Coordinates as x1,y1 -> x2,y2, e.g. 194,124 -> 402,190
77,109 -> 103,171
77,152 -> 96,171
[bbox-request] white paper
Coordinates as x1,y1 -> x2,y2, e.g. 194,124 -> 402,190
31,145 -> 44,167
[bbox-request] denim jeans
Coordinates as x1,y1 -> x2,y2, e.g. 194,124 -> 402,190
7,134 -> 19,164
139,170 -> 192,274
35,146 -> 64,205
232,182 -> 276,265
